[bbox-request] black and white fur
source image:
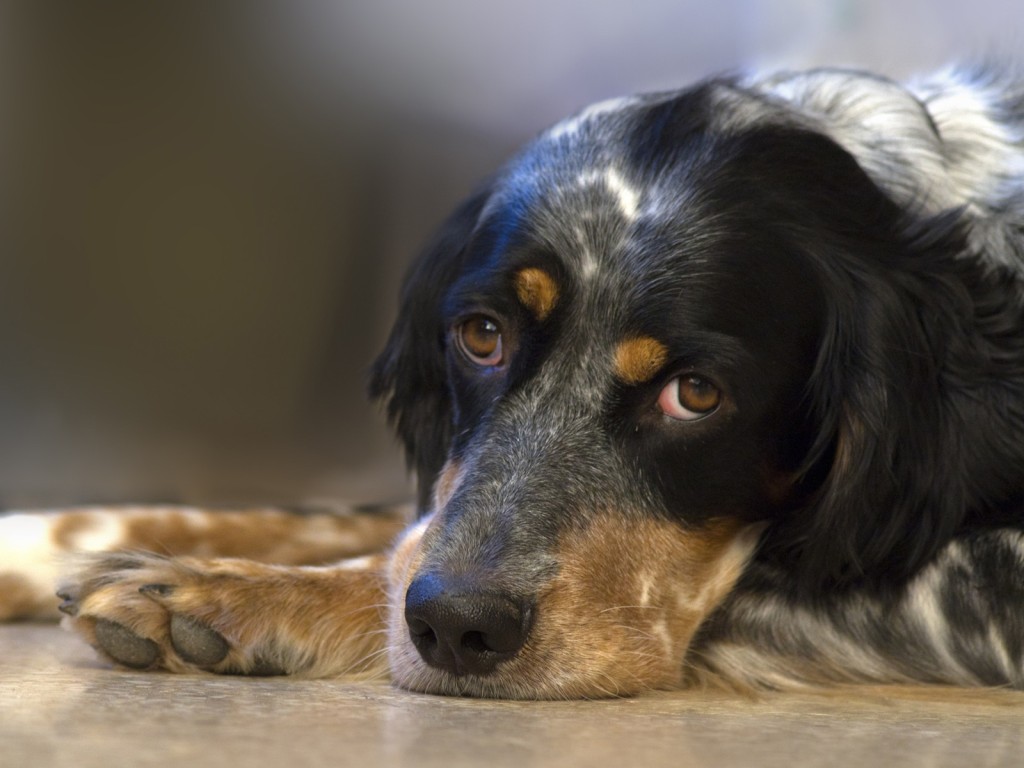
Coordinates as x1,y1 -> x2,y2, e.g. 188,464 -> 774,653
685,66 -> 1024,689
372,64 -> 1024,692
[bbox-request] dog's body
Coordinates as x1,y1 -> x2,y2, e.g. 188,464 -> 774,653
3,65 -> 1024,698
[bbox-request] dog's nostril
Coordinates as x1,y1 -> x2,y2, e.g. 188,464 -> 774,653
460,630 -> 489,655
407,617 -> 437,645
404,573 -> 532,676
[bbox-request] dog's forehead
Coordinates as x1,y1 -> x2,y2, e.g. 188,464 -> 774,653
474,104 -> 680,295
477,80 -> 794,265
488,94 -> 670,226
471,83 -> 765,318
460,83 -> 835,376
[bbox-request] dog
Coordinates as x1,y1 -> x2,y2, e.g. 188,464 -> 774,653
2,65 -> 1024,699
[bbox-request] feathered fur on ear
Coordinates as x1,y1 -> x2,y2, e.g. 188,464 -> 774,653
771,212 -> 1024,591
369,186 -> 492,512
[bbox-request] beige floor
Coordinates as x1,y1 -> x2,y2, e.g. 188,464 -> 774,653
2,624 -> 1023,768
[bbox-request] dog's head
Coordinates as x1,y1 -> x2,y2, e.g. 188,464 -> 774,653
370,71 -> 1009,698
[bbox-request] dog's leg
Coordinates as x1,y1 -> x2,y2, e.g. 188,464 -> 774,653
57,552 -> 389,677
55,518 -> 428,678
0,505 -> 407,620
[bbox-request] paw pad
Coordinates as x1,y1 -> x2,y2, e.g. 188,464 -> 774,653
169,614 -> 230,667
93,619 -> 159,669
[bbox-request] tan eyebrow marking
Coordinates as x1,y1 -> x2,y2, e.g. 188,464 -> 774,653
514,267 -> 560,321
613,337 -> 670,385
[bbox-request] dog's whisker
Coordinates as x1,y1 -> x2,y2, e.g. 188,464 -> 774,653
598,604 -> 660,613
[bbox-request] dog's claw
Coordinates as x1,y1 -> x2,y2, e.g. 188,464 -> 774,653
169,614 -> 229,666
55,590 -> 78,616
139,583 -> 175,598
93,619 -> 159,669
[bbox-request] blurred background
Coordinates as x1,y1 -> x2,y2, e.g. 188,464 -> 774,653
0,1 -> 1019,508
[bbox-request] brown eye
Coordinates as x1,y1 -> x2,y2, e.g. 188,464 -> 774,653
657,375 -> 721,421
456,315 -> 504,367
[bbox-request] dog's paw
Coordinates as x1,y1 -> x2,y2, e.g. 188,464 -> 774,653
59,551 -> 390,678
59,553 -> 303,675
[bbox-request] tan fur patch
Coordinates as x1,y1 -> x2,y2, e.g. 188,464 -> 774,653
119,507 -> 404,565
613,337 -> 669,385
514,267 -> 560,321
385,515 -> 433,593
0,575 -> 43,621
764,468 -> 800,505
432,460 -> 464,511
832,406 -> 864,479
51,512 -> 105,549
166,556 -> 389,678
46,506 -> 406,565
525,515 -> 758,697
387,510 -> 760,699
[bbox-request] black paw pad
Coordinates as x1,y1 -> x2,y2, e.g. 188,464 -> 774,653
169,614 -> 230,667
94,619 -> 159,669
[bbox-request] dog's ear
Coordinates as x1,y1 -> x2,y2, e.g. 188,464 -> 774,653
369,185 -> 492,511
771,210 -> 1024,591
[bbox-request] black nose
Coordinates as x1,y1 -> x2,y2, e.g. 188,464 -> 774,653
404,573 -> 532,676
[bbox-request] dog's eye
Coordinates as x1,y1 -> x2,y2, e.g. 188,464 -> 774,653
658,375 -> 721,421
456,315 -> 504,367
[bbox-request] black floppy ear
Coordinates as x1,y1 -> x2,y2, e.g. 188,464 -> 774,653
369,186 -> 492,512
791,281 -> 961,587
772,214 -> 1020,590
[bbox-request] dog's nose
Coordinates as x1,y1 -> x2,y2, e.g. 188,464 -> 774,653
404,573 -> 532,676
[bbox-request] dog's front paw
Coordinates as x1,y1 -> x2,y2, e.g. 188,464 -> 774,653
59,553 -> 299,675
59,552 -> 389,678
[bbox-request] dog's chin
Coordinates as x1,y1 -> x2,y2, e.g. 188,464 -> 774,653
386,640 -> 683,700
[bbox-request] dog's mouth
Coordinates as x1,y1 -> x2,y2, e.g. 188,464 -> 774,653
385,514 -> 761,699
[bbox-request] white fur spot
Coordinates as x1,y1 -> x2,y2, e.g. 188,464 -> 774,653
678,524 -> 765,614
67,513 -> 127,552
0,513 -> 62,616
546,96 -> 637,141
336,555 -> 379,571
650,618 -> 672,656
987,622 -> 1016,682
574,167 -> 641,223
638,573 -> 654,607
572,226 -> 600,279
603,168 -> 639,221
